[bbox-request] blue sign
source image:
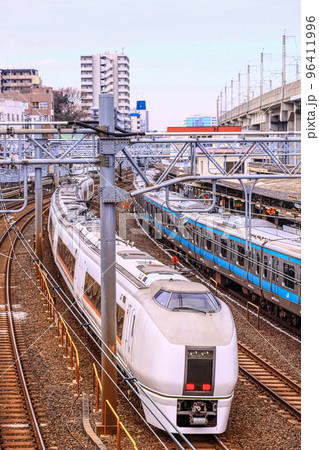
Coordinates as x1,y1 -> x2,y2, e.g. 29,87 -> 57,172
136,100 -> 146,110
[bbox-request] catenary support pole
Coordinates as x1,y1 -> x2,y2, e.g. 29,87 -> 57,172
35,139 -> 43,261
99,93 -> 118,435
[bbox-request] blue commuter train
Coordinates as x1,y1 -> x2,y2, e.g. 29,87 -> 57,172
133,179 -> 301,327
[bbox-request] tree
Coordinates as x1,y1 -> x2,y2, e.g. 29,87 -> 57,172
53,87 -> 87,122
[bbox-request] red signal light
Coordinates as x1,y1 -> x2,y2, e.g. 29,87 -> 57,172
202,384 -> 211,391
186,383 -> 195,391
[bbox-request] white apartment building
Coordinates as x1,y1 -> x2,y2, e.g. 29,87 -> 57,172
81,51 -> 130,130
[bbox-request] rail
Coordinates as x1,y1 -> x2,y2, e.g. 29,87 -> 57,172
0,204 -> 46,449
238,341 -> 301,419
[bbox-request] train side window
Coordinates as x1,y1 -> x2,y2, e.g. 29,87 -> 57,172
206,237 -> 212,251
256,252 -> 260,275
221,238 -> 227,258
283,263 -> 295,290
263,256 -> 268,278
229,240 -> 235,261
237,245 -> 245,267
117,305 -> 125,341
57,237 -> 75,279
84,272 -> 101,314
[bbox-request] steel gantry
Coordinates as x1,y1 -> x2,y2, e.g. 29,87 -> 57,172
0,98 -> 301,438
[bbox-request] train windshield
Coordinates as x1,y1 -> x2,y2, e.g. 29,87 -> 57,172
154,290 -> 220,313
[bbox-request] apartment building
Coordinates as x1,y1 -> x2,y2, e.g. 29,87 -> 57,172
0,69 -> 42,93
80,51 -> 130,130
1,87 -> 54,121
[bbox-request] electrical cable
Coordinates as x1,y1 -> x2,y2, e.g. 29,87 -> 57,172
67,121 -> 145,138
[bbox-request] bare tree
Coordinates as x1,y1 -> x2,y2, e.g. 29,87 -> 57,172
53,87 -> 87,122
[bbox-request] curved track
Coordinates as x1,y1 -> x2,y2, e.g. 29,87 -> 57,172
0,202 -> 49,449
238,341 -> 301,420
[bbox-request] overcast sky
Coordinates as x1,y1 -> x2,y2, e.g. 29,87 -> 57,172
0,0 -> 300,131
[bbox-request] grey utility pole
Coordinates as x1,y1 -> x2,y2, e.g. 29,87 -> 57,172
35,139 -> 43,261
99,94 -> 118,434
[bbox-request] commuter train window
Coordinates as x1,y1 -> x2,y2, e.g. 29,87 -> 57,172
206,237 -> 212,251
221,239 -> 227,258
263,256 -> 268,278
229,240 -> 235,261
283,264 -> 295,290
84,272 -> 101,314
237,245 -> 245,267
57,237 -> 75,279
117,305 -> 125,341
255,252 -> 260,275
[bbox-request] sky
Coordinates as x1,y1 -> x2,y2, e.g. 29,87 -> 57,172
0,0 -> 301,130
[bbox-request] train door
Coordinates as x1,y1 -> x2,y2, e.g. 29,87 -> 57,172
124,305 -> 136,368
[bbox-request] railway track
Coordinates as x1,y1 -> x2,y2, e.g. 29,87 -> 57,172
0,201 -> 50,449
238,341 -> 301,420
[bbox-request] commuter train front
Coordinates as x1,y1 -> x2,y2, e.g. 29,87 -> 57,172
48,176 -> 238,434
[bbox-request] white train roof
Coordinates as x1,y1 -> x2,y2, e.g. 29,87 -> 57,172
53,181 -> 188,290
51,178 -> 236,346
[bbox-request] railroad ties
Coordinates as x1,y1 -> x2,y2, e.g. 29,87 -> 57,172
238,341 -> 301,420
0,203 -> 47,449
0,305 -> 39,449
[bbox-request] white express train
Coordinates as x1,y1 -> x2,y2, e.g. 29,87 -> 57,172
48,175 -> 238,434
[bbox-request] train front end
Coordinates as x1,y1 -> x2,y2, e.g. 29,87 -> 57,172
133,281 -> 238,434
